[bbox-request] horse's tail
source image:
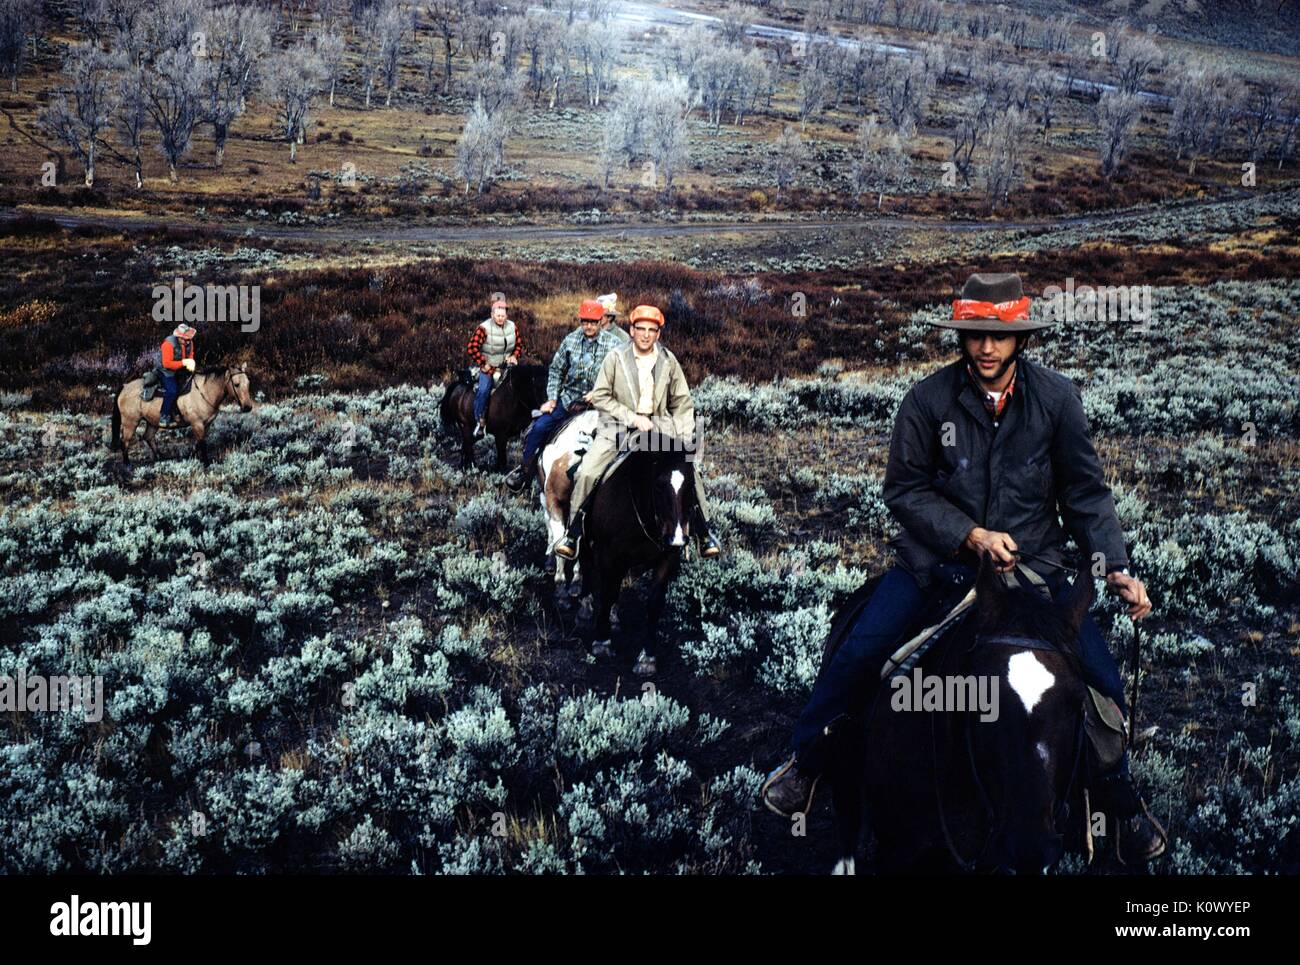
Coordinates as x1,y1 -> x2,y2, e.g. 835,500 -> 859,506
439,378 -> 460,434
109,392 -> 122,450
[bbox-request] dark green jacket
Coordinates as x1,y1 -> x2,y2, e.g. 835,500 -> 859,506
882,357 -> 1128,587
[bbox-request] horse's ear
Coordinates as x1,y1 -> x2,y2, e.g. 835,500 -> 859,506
1062,564 -> 1096,635
974,552 -> 1007,630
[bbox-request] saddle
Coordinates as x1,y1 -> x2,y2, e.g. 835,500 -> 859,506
139,368 -> 193,402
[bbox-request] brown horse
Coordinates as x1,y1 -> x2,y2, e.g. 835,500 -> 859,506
111,365 -> 254,466
440,364 -> 547,471
824,557 -> 1093,874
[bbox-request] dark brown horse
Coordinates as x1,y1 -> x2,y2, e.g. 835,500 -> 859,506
440,364 -> 548,471
578,442 -> 698,676
824,557 -> 1094,874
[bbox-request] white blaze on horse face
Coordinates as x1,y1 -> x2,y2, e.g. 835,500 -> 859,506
1006,651 -> 1055,714
668,470 -> 686,545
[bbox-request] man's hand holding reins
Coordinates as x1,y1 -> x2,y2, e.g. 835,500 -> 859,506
964,526 -> 1018,571
631,414 -> 654,433
540,399 -> 557,414
1106,571 -> 1152,620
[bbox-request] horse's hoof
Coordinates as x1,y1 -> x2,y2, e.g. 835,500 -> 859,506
591,640 -> 613,658
555,593 -> 575,612
632,653 -> 656,677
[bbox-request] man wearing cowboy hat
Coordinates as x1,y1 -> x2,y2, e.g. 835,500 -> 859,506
596,293 -> 630,343
159,323 -> 197,427
505,299 -> 622,493
760,272 -> 1166,863
467,291 -> 523,439
554,303 -> 721,560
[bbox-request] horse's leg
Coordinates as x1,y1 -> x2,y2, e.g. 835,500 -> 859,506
494,429 -> 508,472
142,420 -> 160,462
633,552 -> 681,677
591,555 -> 624,659
192,421 -> 210,466
120,411 -> 139,465
829,749 -> 865,875
460,424 -> 474,469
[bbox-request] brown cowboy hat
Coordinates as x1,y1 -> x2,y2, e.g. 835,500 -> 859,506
929,273 -> 1053,333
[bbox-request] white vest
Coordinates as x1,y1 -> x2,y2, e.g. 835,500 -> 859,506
479,318 -> 516,367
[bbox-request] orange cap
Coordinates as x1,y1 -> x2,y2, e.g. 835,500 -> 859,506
578,299 -> 605,321
628,305 -> 665,328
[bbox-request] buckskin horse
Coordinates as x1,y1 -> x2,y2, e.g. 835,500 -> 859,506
440,363 -> 547,471
111,365 -> 255,467
824,556 -> 1095,874
577,438 -> 699,676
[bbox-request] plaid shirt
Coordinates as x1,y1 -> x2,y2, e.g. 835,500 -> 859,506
966,361 -> 1017,422
547,326 -> 622,407
467,322 -> 523,371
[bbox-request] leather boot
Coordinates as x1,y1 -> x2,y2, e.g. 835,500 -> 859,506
505,462 -> 533,493
692,508 -> 721,558
1095,770 -> 1167,864
760,754 -> 819,818
554,509 -> 585,560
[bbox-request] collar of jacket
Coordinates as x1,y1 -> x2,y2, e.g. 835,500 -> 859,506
955,356 -> 1026,443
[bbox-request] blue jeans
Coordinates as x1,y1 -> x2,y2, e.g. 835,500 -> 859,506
792,565 -> 1128,774
522,401 -> 567,465
161,373 -> 179,419
473,372 -> 493,422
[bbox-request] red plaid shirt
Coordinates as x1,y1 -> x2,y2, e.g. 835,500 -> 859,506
967,361 -> 1017,422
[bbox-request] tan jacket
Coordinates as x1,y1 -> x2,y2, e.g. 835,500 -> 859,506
589,341 -> 695,441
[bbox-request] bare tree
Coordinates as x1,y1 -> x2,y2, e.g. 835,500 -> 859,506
643,76 -> 695,191
1113,30 -> 1162,96
40,43 -> 118,187
145,0 -> 203,60
1168,60 -> 1233,174
733,48 -> 770,125
796,50 -> 830,126
1028,65 -> 1065,137
425,0 -> 463,95
769,124 -> 806,198
114,57 -> 148,188
879,54 -> 931,138
1275,83 -> 1300,171
850,114 -> 910,209
1096,89 -> 1141,178
143,45 -> 202,182
456,96 -> 507,193
106,0 -> 150,67
262,44 -> 326,162
0,0 -> 40,93
982,106 -> 1028,209
948,94 -> 983,187
198,4 -> 274,167
717,2 -> 754,45
465,58 -> 522,118
1240,81 -> 1280,163
311,28 -> 346,107
377,2 -> 405,106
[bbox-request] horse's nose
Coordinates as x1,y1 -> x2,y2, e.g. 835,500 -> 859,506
666,524 -> 686,548
242,405 -> 252,413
